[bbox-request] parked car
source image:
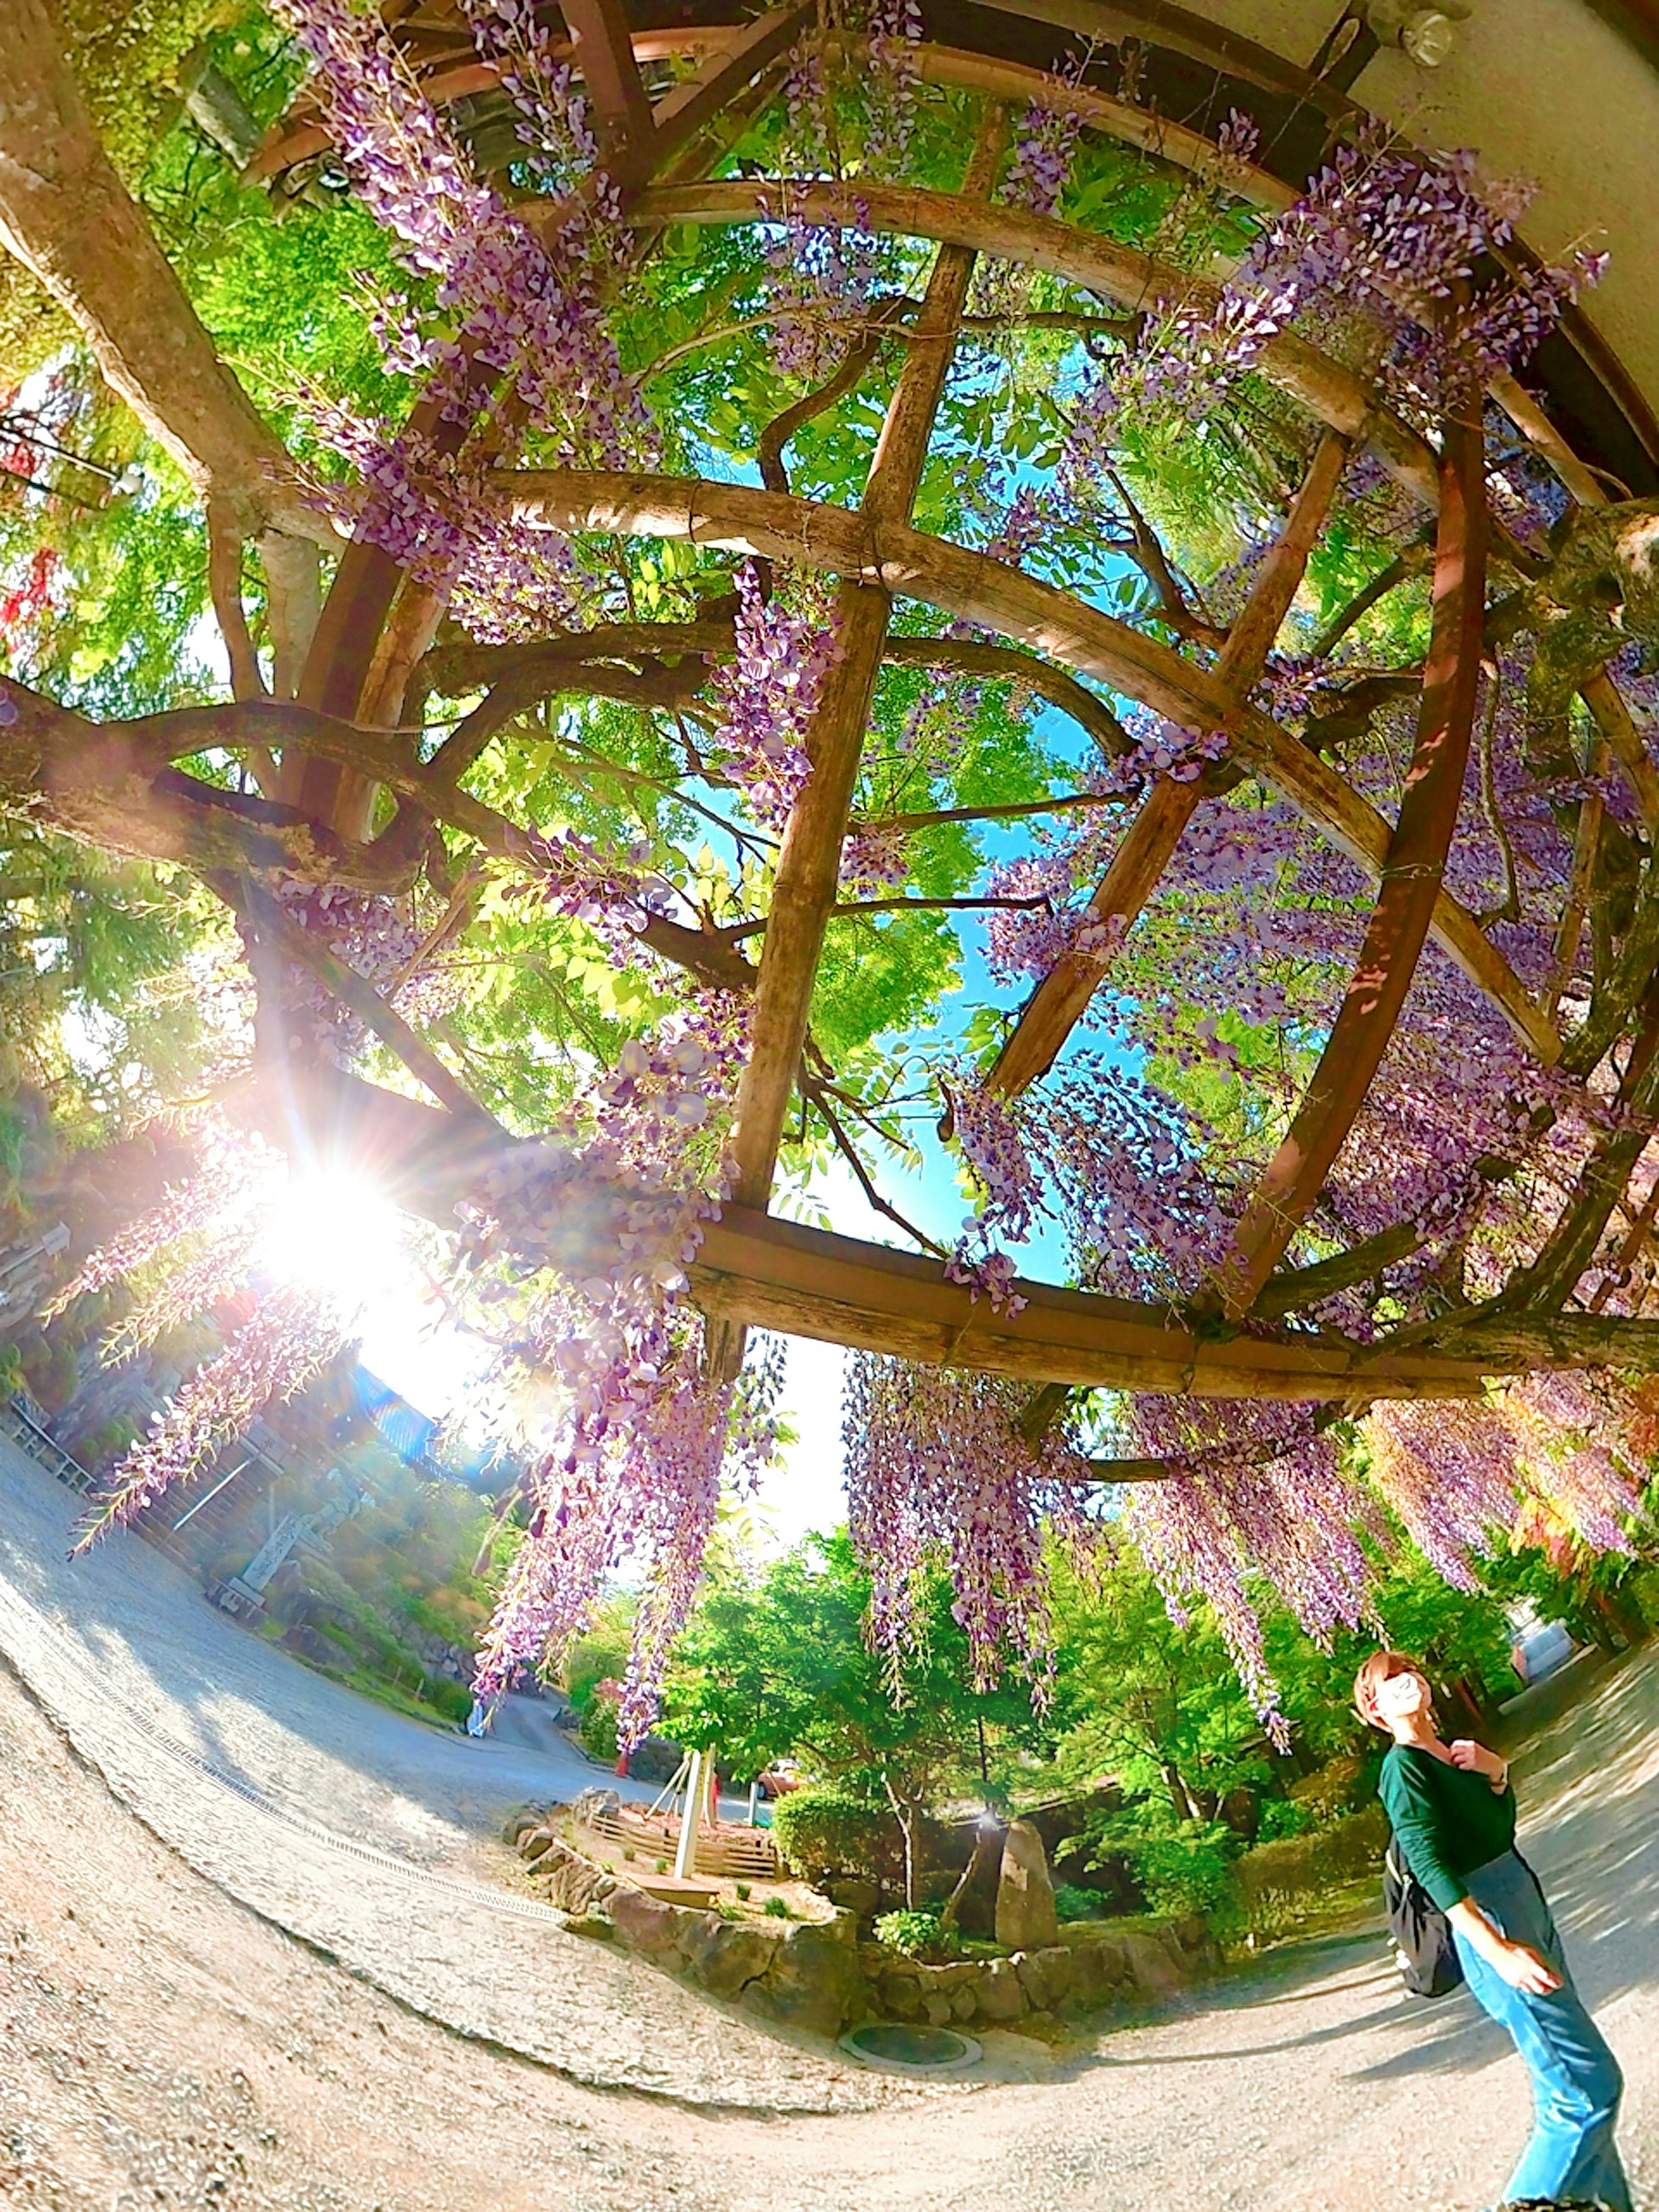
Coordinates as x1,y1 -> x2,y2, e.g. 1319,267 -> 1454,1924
1508,1605 -> 1577,1685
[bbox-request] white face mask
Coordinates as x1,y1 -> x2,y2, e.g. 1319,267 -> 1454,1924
1374,1669 -> 1430,1722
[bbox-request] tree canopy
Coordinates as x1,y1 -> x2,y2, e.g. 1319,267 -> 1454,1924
3,0 -> 1658,1736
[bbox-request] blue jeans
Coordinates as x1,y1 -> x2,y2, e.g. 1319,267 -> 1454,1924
1452,1851 -> 1630,2212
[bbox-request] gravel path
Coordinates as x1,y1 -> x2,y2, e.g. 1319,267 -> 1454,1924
3,1431 -> 1658,2210
0,1437 -> 900,2113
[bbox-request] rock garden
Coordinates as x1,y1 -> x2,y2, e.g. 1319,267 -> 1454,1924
504,1792 -> 1224,2041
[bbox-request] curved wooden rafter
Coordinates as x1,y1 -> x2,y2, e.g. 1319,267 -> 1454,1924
1212,401 -> 1489,1318
626,175 -> 1443,512
494,465 -> 1558,1062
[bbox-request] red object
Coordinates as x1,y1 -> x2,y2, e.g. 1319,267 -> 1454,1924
615,1750 -> 631,1777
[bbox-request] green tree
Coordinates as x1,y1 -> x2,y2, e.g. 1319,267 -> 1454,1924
661,1528 -> 1050,1905
1047,1546 -> 1270,1822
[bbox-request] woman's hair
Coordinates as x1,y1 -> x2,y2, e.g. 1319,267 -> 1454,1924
1353,1649 -> 1422,1731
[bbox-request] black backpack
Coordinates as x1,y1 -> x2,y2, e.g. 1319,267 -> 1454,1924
1383,1837 -> 1464,1997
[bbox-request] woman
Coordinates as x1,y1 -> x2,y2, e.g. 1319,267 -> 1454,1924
1356,1649 -> 1631,2212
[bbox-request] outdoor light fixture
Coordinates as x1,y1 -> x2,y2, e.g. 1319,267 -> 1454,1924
1364,0 -> 1468,65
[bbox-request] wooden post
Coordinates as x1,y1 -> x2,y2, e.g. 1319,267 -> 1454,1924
674,1747 -> 704,1879
725,114 -> 1008,1221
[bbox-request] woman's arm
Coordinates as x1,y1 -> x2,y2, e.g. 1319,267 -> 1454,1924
1448,1738 -> 1510,1793
1445,1896 -> 1561,1994
1379,1752 -> 1468,1910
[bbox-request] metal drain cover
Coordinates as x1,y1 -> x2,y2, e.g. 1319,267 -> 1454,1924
839,2021 -> 981,2072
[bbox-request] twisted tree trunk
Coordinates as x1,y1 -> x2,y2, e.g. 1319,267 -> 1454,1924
0,0 -> 325,548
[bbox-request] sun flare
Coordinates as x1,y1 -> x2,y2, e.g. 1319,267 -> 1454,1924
253,1170 -> 411,1319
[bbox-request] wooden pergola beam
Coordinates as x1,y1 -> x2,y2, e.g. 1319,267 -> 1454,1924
621,5 -> 811,190
689,1208 -> 1493,1399
559,0 -> 655,157
986,772 -> 1206,1096
497,466 -> 1558,1061
1214,405 -> 1489,1318
986,428 -> 1351,1097
729,114 -> 1005,1214
292,11 -> 809,804
627,178 -> 1442,511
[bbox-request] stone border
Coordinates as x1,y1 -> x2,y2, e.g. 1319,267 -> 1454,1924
511,1807 -> 1222,2039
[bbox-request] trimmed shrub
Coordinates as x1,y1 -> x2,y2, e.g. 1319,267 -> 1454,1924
1255,1796 -> 1313,1843
1130,1825 -> 1239,1923
873,1908 -> 958,1962
1231,1802 -> 1389,1934
770,1785 -> 895,1888
423,1675 -> 474,1724
580,1696 -> 620,1763
1287,1754 -> 1367,1826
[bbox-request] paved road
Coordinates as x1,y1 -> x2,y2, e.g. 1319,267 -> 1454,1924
3,1430 -> 1657,2207
0,1433 -> 740,1859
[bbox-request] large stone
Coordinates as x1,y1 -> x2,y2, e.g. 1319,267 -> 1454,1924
750,1913 -> 868,2038
570,1786 -> 620,1827
1119,1928 -> 1186,2001
682,1917 -> 779,2001
930,1961 -> 979,1993
879,1972 -> 922,2020
279,1623 -> 340,1668
1015,1944 -> 1075,2014
975,1958 -> 1028,2022
608,1882 -> 701,1967
501,1804 -> 551,1846
995,1820 -> 1060,1951
530,1838 -> 610,1916
825,1877 -> 880,1916
1066,1934 -> 1129,2007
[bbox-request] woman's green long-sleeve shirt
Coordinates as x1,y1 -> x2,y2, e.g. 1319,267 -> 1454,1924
1379,1743 -> 1516,1910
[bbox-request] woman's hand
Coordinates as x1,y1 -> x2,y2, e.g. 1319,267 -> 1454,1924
1447,1897 -> 1560,1994
1487,1938 -> 1563,1996
1449,1738 -> 1507,1786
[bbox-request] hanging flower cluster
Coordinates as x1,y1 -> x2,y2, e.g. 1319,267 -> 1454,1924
705,563 -> 840,830
980,722 -> 1229,986
842,1353 -> 1091,1694
254,879 -> 437,1069
1064,121 -> 1607,474
760,28 -> 895,381
298,398 -> 591,640
968,53 -> 1087,323
276,0 -> 644,461
1367,1378 -> 1642,1586
861,0 -> 925,180
72,1281 -> 348,1551
1117,1374 -> 1646,1729
45,1113 -> 283,1340
520,825 -> 679,966
474,1325 -> 785,1746
460,0 -> 601,198
454,996 -> 786,1741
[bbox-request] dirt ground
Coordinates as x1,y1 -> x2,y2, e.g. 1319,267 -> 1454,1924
5,1431 -> 1659,2211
